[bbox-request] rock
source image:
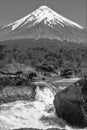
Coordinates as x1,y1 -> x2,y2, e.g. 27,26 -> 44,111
60,69 -> 75,78
0,84 -> 36,104
53,77 -> 87,129
13,128 -> 65,130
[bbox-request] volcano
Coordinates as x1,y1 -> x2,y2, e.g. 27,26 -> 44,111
0,5 -> 87,42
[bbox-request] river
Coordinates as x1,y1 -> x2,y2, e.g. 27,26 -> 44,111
0,79 -> 86,130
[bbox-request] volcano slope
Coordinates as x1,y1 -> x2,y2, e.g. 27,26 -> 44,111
0,5 -> 87,42
54,76 -> 87,129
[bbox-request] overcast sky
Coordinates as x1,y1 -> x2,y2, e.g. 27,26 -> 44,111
0,0 -> 86,28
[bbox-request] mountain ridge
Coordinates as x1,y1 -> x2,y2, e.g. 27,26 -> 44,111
3,5 -> 83,30
0,5 -> 87,42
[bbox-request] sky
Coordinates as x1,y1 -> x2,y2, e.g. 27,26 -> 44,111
0,0 -> 86,28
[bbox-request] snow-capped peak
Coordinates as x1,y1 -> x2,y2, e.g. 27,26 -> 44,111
4,5 -> 83,31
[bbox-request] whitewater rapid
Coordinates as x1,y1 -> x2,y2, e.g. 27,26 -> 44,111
0,85 -> 63,130
0,83 -> 86,130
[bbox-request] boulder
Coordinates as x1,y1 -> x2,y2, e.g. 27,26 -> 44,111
54,77 -> 87,129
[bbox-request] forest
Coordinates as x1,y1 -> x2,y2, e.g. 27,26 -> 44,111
0,38 -> 87,77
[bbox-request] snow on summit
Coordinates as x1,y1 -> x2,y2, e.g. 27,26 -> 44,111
5,5 -> 83,31
2,5 -> 86,42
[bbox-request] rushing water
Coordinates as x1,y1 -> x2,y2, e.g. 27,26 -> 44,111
0,84 -> 86,130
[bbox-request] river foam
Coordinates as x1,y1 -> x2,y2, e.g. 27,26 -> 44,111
0,84 -> 86,130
